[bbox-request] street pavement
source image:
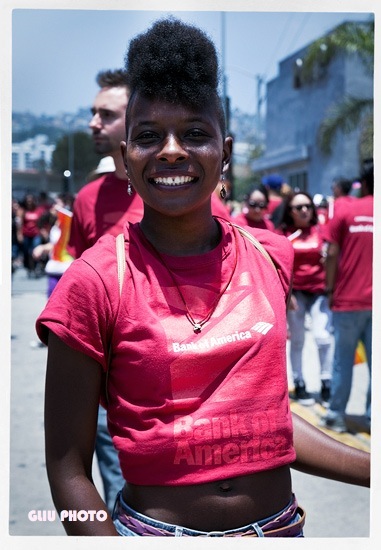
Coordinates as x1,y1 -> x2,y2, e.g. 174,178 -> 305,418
8,267 -> 371,538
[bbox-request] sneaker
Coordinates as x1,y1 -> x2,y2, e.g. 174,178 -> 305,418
320,380 -> 331,408
293,382 -> 315,406
320,413 -> 347,433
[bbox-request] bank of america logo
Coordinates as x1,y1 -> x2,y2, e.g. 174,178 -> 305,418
251,322 -> 273,335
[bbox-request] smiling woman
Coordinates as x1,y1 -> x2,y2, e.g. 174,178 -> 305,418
36,16 -> 369,538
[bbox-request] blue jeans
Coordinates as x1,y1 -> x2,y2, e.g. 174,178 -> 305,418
329,310 -> 372,419
22,234 -> 41,271
112,491 -> 304,537
95,406 -> 125,513
287,291 -> 333,384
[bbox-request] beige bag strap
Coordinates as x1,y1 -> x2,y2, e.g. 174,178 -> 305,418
230,222 -> 277,273
116,233 -> 126,296
105,233 -> 126,405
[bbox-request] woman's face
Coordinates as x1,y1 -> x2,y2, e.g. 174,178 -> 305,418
245,190 -> 268,222
289,193 -> 314,228
121,95 -> 232,218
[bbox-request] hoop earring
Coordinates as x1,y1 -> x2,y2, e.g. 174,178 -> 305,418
127,182 -> 133,196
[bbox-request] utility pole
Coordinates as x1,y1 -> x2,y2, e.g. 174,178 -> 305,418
221,12 -> 233,196
256,74 -> 265,137
221,12 -> 229,130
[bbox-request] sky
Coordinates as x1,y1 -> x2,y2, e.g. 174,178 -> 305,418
11,7 -> 374,117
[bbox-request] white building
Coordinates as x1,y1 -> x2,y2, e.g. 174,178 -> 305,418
12,134 -> 55,171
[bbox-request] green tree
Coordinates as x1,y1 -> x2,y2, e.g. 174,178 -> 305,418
301,20 -> 374,158
51,132 -> 100,190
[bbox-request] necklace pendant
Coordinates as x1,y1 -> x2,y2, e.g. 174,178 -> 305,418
193,323 -> 202,333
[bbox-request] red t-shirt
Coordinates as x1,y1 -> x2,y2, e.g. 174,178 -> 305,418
325,196 -> 373,311
329,195 -> 356,219
22,207 -> 45,238
277,225 -> 326,293
36,219 -> 295,486
234,212 -> 275,232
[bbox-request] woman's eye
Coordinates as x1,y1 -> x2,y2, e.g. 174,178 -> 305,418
187,129 -> 207,138
133,132 -> 159,143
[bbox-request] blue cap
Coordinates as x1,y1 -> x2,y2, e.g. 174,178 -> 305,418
262,174 -> 283,189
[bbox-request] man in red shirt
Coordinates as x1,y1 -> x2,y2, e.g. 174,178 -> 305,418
321,165 -> 373,433
68,69 -> 141,511
68,70 -> 144,258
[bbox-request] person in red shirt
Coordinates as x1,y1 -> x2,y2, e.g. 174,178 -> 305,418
68,70 -> 145,259
275,192 -> 333,407
262,174 -> 284,217
20,193 -> 45,277
321,165 -> 373,433
234,183 -> 275,231
327,177 -> 356,220
37,18 -> 369,538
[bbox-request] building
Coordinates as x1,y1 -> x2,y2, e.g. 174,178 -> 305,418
12,134 -> 62,198
252,22 -> 373,197
12,134 -> 55,171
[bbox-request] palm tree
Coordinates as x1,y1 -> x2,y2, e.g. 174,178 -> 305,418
301,20 -> 374,157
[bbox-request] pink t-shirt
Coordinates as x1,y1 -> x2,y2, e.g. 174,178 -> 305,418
234,212 -> 275,232
22,207 -> 45,238
325,196 -> 373,311
36,219 -> 295,486
279,225 -> 326,293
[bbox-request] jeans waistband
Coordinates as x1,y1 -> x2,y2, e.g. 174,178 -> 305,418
113,490 -> 305,537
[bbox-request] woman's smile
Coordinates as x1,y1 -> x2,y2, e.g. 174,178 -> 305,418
149,174 -> 198,187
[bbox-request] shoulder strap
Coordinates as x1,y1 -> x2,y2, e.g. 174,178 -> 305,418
105,233 -> 126,405
230,222 -> 277,273
116,233 -> 126,296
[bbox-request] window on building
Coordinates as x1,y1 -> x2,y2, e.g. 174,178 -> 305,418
289,171 -> 308,192
12,152 -> 19,169
25,152 -> 33,169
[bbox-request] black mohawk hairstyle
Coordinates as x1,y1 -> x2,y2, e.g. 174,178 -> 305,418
124,17 -> 221,107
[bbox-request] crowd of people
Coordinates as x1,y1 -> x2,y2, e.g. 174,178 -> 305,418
228,167 -> 372,434
11,16 -> 372,538
12,191 -> 75,280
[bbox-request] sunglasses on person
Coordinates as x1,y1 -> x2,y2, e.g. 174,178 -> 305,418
247,200 -> 267,209
291,203 -> 313,212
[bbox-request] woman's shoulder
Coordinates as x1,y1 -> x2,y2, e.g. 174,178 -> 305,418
64,231 -> 128,297
239,224 -> 291,251
227,220 -> 294,277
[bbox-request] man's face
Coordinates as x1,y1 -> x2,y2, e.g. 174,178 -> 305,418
89,86 -> 129,155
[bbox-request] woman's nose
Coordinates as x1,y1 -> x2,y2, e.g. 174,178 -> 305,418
157,135 -> 188,162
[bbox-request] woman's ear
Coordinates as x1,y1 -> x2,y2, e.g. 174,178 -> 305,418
222,136 -> 233,174
120,141 -> 128,172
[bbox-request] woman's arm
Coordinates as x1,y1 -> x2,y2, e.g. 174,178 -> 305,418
292,412 -> 370,487
45,331 -> 119,535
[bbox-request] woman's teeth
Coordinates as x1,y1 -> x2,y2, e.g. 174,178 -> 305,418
154,176 -> 195,186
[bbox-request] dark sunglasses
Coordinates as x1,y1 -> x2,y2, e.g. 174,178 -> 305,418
248,200 -> 267,209
291,203 -> 313,212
